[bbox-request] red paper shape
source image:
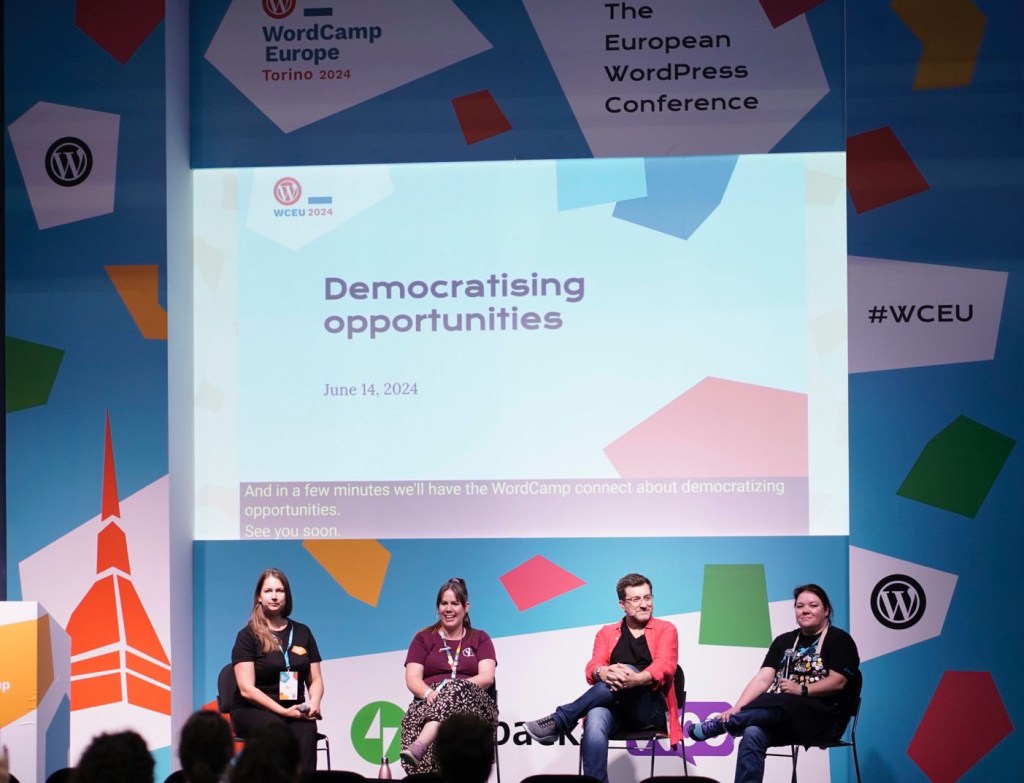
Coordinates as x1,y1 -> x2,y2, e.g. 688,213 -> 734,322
847,127 -> 930,213
76,0 -> 164,64
604,377 -> 807,479
907,671 -> 1013,782
451,90 -> 513,145
500,556 -> 585,611
758,0 -> 828,28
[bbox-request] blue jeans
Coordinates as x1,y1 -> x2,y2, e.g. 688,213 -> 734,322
725,707 -> 797,783
553,670 -> 666,783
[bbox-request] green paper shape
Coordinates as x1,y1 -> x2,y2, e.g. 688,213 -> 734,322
898,415 -> 1016,518
698,564 -> 772,647
6,337 -> 65,412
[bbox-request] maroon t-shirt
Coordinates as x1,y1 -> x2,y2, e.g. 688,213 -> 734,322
404,628 -> 497,686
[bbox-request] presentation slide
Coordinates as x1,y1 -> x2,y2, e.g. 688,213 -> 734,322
193,153 -> 847,540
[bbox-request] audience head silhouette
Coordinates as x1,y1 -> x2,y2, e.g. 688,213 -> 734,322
179,710 -> 234,783
231,721 -> 300,783
73,730 -> 154,783
435,714 -> 493,783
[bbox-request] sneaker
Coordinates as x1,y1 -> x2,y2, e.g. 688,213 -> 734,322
687,717 -> 727,742
400,740 -> 426,767
523,714 -> 560,745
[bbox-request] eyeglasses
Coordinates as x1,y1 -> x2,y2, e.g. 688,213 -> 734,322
622,595 -> 653,606
449,577 -> 466,585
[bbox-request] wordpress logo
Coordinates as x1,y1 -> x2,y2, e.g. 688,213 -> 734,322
351,701 -> 404,764
262,0 -> 296,20
274,176 -> 302,206
45,137 -> 92,187
871,574 -> 927,629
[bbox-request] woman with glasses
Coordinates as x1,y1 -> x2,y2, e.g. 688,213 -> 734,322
399,578 -> 498,773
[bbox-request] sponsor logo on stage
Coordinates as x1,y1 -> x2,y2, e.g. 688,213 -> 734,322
871,573 -> 927,629
351,700 -> 404,764
45,137 -> 93,187
263,0 -> 296,20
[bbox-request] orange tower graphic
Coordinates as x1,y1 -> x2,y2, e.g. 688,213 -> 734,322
65,413 -> 172,714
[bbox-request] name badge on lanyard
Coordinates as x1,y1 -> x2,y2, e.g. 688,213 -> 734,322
278,624 -> 299,701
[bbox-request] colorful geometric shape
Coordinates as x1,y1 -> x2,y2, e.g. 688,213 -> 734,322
892,0 -> 986,90
850,547 -> 958,662
848,256 -> 1007,373
75,0 -> 165,64
205,0 -> 491,133
847,127 -> 929,213
451,90 -> 512,145
556,157 -> 647,211
698,564 -> 772,647
303,540 -> 391,607
758,0 -> 829,28
6,101 -> 120,229
65,417 -> 171,714
499,555 -> 586,611
105,265 -> 168,340
897,416 -> 1015,517
101,412 -> 121,522
907,671 -> 1012,782
5,337 -> 65,412
605,377 -> 807,478
613,156 -> 738,240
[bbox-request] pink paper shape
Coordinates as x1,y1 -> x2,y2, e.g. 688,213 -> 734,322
907,671 -> 1012,782
604,377 -> 807,478
500,556 -> 586,611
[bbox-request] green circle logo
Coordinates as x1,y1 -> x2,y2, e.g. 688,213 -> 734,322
350,701 -> 405,764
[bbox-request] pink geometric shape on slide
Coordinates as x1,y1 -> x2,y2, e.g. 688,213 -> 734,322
500,556 -> 586,611
907,671 -> 1012,783
604,377 -> 807,478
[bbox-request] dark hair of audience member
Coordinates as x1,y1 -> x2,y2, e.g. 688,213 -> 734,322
230,721 -> 300,783
73,730 -> 154,783
435,713 -> 494,783
179,710 -> 234,783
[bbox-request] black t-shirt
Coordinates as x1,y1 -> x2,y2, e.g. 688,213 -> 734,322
231,620 -> 322,709
610,619 -> 653,670
747,625 -> 860,746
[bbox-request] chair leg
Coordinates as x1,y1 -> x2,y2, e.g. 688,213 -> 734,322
790,745 -> 799,783
649,738 -> 656,779
493,735 -> 501,783
852,742 -> 862,783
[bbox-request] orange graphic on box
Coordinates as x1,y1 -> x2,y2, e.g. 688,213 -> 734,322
65,413 -> 171,714
0,615 -> 55,728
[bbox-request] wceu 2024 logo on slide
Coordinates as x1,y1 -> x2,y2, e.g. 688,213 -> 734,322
871,573 -> 927,630
45,137 -> 93,187
263,0 -> 296,20
271,176 -> 334,218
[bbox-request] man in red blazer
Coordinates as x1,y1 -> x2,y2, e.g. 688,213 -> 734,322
524,573 -> 682,783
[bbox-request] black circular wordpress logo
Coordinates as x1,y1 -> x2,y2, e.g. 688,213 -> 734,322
45,137 -> 93,186
870,574 -> 926,629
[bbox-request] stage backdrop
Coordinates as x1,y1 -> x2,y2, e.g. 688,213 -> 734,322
5,0 -> 1023,781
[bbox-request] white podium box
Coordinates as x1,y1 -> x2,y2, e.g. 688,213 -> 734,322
0,602 -> 71,783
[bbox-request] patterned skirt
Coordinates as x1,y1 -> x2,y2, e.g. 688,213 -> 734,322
400,678 -> 499,774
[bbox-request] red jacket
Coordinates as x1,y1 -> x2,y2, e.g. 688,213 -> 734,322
584,616 -> 683,746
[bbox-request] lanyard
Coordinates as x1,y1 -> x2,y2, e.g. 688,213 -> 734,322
439,629 -> 465,679
278,623 -> 294,671
790,624 -> 827,659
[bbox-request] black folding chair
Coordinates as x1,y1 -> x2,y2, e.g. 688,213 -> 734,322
579,666 -> 688,778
